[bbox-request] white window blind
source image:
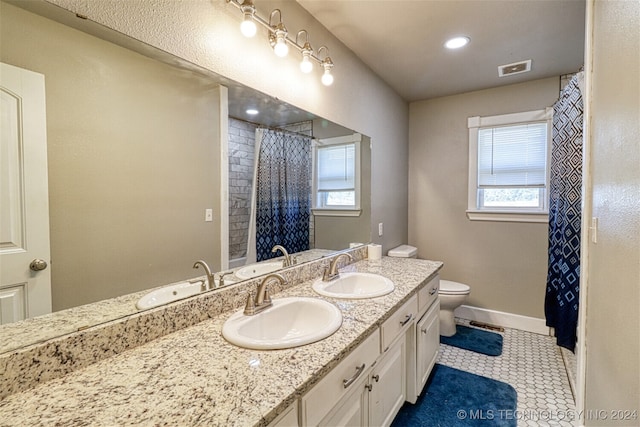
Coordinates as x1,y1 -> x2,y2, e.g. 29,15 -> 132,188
317,143 -> 355,191
478,122 -> 547,188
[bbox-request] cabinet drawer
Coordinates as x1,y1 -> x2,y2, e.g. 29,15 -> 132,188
301,331 -> 380,426
418,274 -> 439,315
380,295 -> 418,351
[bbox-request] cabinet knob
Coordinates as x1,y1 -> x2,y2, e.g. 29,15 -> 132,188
372,374 -> 379,382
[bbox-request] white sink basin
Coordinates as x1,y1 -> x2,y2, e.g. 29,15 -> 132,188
312,272 -> 395,299
136,278 -> 236,310
222,297 -> 342,350
234,261 -> 282,280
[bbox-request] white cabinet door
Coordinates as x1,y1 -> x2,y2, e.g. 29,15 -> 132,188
368,335 -> 406,427
319,374 -> 369,427
415,300 -> 440,399
0,62 -> 52,324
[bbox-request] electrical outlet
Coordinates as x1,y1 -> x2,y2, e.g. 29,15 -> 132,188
205,209 -> 213,222
378,222 -> 383,236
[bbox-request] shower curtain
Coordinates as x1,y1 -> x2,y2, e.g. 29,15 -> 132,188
545,72 -> 584,352
246,127 -> 311,263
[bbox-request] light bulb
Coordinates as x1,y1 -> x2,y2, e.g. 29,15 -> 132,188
300,55 -> 313,73
240,16 -> 257,38
274,37 -> 288,57
321,69 -> 334,86
321,57 -> 334,86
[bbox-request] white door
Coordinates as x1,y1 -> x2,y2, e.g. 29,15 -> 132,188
369,336 -> 407,427
0,62 -> 52,324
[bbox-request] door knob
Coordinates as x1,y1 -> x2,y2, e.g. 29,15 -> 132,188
30,259 -> 48,271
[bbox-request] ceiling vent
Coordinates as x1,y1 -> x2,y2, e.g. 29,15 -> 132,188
498,60 -> 532,77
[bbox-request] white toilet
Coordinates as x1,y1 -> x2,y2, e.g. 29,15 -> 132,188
386,245 -> 471,337
438,280 -> 471,337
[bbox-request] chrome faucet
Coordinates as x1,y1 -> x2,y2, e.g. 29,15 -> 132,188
218,271 -> 233,288
323,253 -> 353,282
244,273 -> 286,315
271,245 -> 292,267
193,260 -> 215,290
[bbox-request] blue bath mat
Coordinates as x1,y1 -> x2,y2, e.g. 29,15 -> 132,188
440,325 -> 503,356
392,364 -> 517,427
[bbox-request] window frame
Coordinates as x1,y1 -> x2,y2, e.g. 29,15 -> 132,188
467,109 -> 553,223
312,133 -> 362,217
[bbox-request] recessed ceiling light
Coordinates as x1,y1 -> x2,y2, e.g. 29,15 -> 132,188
246,109 -> 259,115
445,36 -> 470,49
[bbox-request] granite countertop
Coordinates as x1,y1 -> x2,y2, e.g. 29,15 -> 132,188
0,248 -> 337,356
0,257 -> 442,426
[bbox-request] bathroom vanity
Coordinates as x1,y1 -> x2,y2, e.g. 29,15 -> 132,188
0,254 -> 442,426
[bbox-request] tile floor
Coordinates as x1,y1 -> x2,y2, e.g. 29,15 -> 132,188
437,319 -> 576,427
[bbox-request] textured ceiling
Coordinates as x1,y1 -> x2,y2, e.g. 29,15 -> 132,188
297,0 -> 586,101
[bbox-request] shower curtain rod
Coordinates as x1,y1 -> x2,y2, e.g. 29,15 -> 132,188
230,116 -> 316,140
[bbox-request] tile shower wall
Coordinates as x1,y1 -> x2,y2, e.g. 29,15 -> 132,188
227,119 -> 314,263
228,118 -> 257,261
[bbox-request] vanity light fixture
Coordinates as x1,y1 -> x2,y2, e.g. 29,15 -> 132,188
318,46 -> 334,86
297,30 -> 314,73
226,0 -> 335,86
269,10 -> 289,57
239,0 -> 257,37
445,36 -> 470,49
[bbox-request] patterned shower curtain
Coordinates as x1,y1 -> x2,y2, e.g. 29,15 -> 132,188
253,128 -> 311,262
545,73 -> 584,352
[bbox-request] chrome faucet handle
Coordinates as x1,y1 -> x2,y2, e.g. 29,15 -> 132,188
218,271 -> 233,288
244,292 -> 256,315
322,263 -> 334,282
189,278 -> 207,292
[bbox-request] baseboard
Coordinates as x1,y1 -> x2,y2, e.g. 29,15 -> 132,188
454,305 -> 551,335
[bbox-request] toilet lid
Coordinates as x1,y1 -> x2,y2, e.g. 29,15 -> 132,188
440,280 -> 470,294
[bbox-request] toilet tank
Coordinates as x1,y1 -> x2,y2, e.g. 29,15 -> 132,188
387,245 -> 418,259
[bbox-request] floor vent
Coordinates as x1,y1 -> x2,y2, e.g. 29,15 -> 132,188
470,320 -> 505,332
498,59 -> 532,77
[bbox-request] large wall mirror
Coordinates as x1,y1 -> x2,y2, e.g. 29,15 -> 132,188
0,0 -> 371,353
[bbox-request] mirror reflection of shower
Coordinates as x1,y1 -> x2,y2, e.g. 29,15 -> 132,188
228,119 -> 314,268
228,118 -> 371,269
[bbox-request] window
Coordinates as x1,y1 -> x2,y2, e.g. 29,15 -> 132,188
467,109 -> 552,222
312,133 -> 361,216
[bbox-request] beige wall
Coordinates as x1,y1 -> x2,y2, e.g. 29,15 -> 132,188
583,0 -> 640,422
1,3 -> 223,310
408,77 -> 559,318
314,135 -> 372,250
36,0 -> 409,254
